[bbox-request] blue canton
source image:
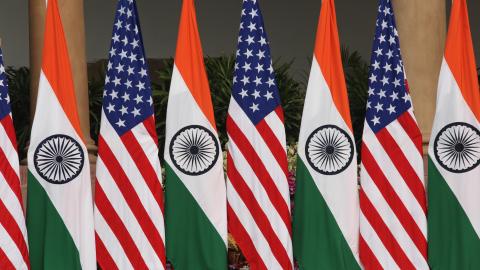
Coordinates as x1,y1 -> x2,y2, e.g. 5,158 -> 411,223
103,0 -> 153,135
0,48 -> 11,120
366,0 -> 412,133
232,0 -> 281,125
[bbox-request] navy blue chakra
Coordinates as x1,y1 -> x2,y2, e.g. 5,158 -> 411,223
34,134 -> 85,184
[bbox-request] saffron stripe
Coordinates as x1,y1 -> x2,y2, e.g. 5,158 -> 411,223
227,115 -> 292,235
98,135 -> 165,264
95,182 -> 147,269
360,190 -> 416,270
227,153 -> 292,270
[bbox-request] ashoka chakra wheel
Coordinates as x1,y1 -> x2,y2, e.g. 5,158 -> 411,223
169,125 -> 219,176
434,122 -> 480,173
34,134 -> 85,184
305,125 -> 354,175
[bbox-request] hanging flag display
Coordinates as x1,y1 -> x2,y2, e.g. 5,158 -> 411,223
292,0 -> 360,269
164,0 -> 227,269
0,46 -> 29,269
226,0 -> 293,269
26,0 -> 96,269
359,0 -> 428,269
93,0 -> 166,269
428,0 -> 480,268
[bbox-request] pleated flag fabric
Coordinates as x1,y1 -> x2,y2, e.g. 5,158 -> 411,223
164,0 -> 227,269
292,0 -> 360,269
427,0 -> 480,268
0,47 -> 29,270
26,0 -> 96,269
359,0 -> 428,269
94,0 -> 166,269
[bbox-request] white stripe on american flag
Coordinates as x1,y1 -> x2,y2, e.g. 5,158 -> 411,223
361,169 -> 428,269
360,213 -> 399,270
100,118 -> 164,230
228,138 -> 292,247
0,224 -> 27,269
96,158 -> 162,268
264,111 -> 287,150
229,101 -> 290,203
362,127 -> 427,236
94,206 -> 134,269
227,180 -> 282,269
95,116 -> 165,269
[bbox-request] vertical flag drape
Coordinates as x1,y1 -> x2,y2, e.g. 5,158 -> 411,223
359,0 -> 428,269
94,0 -> 166,269
292,0 -> 360,269
226,0 -> 293,269
26,0 -> 96,269
427,0 -> 480,268
164,0 -> 227,269
0,46 -> 29,270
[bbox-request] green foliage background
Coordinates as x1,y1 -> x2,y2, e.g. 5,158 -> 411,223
7,48 -> 369,162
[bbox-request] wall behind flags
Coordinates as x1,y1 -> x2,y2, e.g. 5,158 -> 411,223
1,0 -> 480,76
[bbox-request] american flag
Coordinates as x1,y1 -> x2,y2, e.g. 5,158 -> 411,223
93,0 -> 165,269
359,1 -> 428,269
226,0 -> 293,269
0,47 -> 29,269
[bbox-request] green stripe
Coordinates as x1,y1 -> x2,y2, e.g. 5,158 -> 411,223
293,158 -> 360,270
428,157 -> 480,269
26,171 -> 81,270
164,163 -> 227,270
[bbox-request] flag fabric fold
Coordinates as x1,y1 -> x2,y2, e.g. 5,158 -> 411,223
226,0 -> 293,269
0,46 -> 29,270
26,0 -> 96,269
359,0 -> 428,269
292,0 -> 360,269
94,0 -> 166,269
427,0 -> 480,268
164,0 -> 227,269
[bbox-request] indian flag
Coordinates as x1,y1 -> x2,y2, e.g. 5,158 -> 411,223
164,0 -> 227,269
26,0 -> 96,269
428,0 -> 480,269
292,0 -> 360,269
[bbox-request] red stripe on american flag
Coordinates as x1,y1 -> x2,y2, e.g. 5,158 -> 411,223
227,116 -> 292,235
95,233 -> 119,270
0,248 -> 15,270
274,107 -> 284,123
0,147 -> 22,207
360,190 -> 416,270
362,144 -> 427,258
227,204 -> 268,270
359,235 -> 383,270
256,119 -> 288,178
375,129 -> 426,213
121,130 -> 164,212
95,182 -> 148,269
143,116 -> 159,146
227,153 -> 292,270
0,200 -> 28,266
98,135 -> 166,265
0,116 -> 18,150
396,113 -> 422,155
